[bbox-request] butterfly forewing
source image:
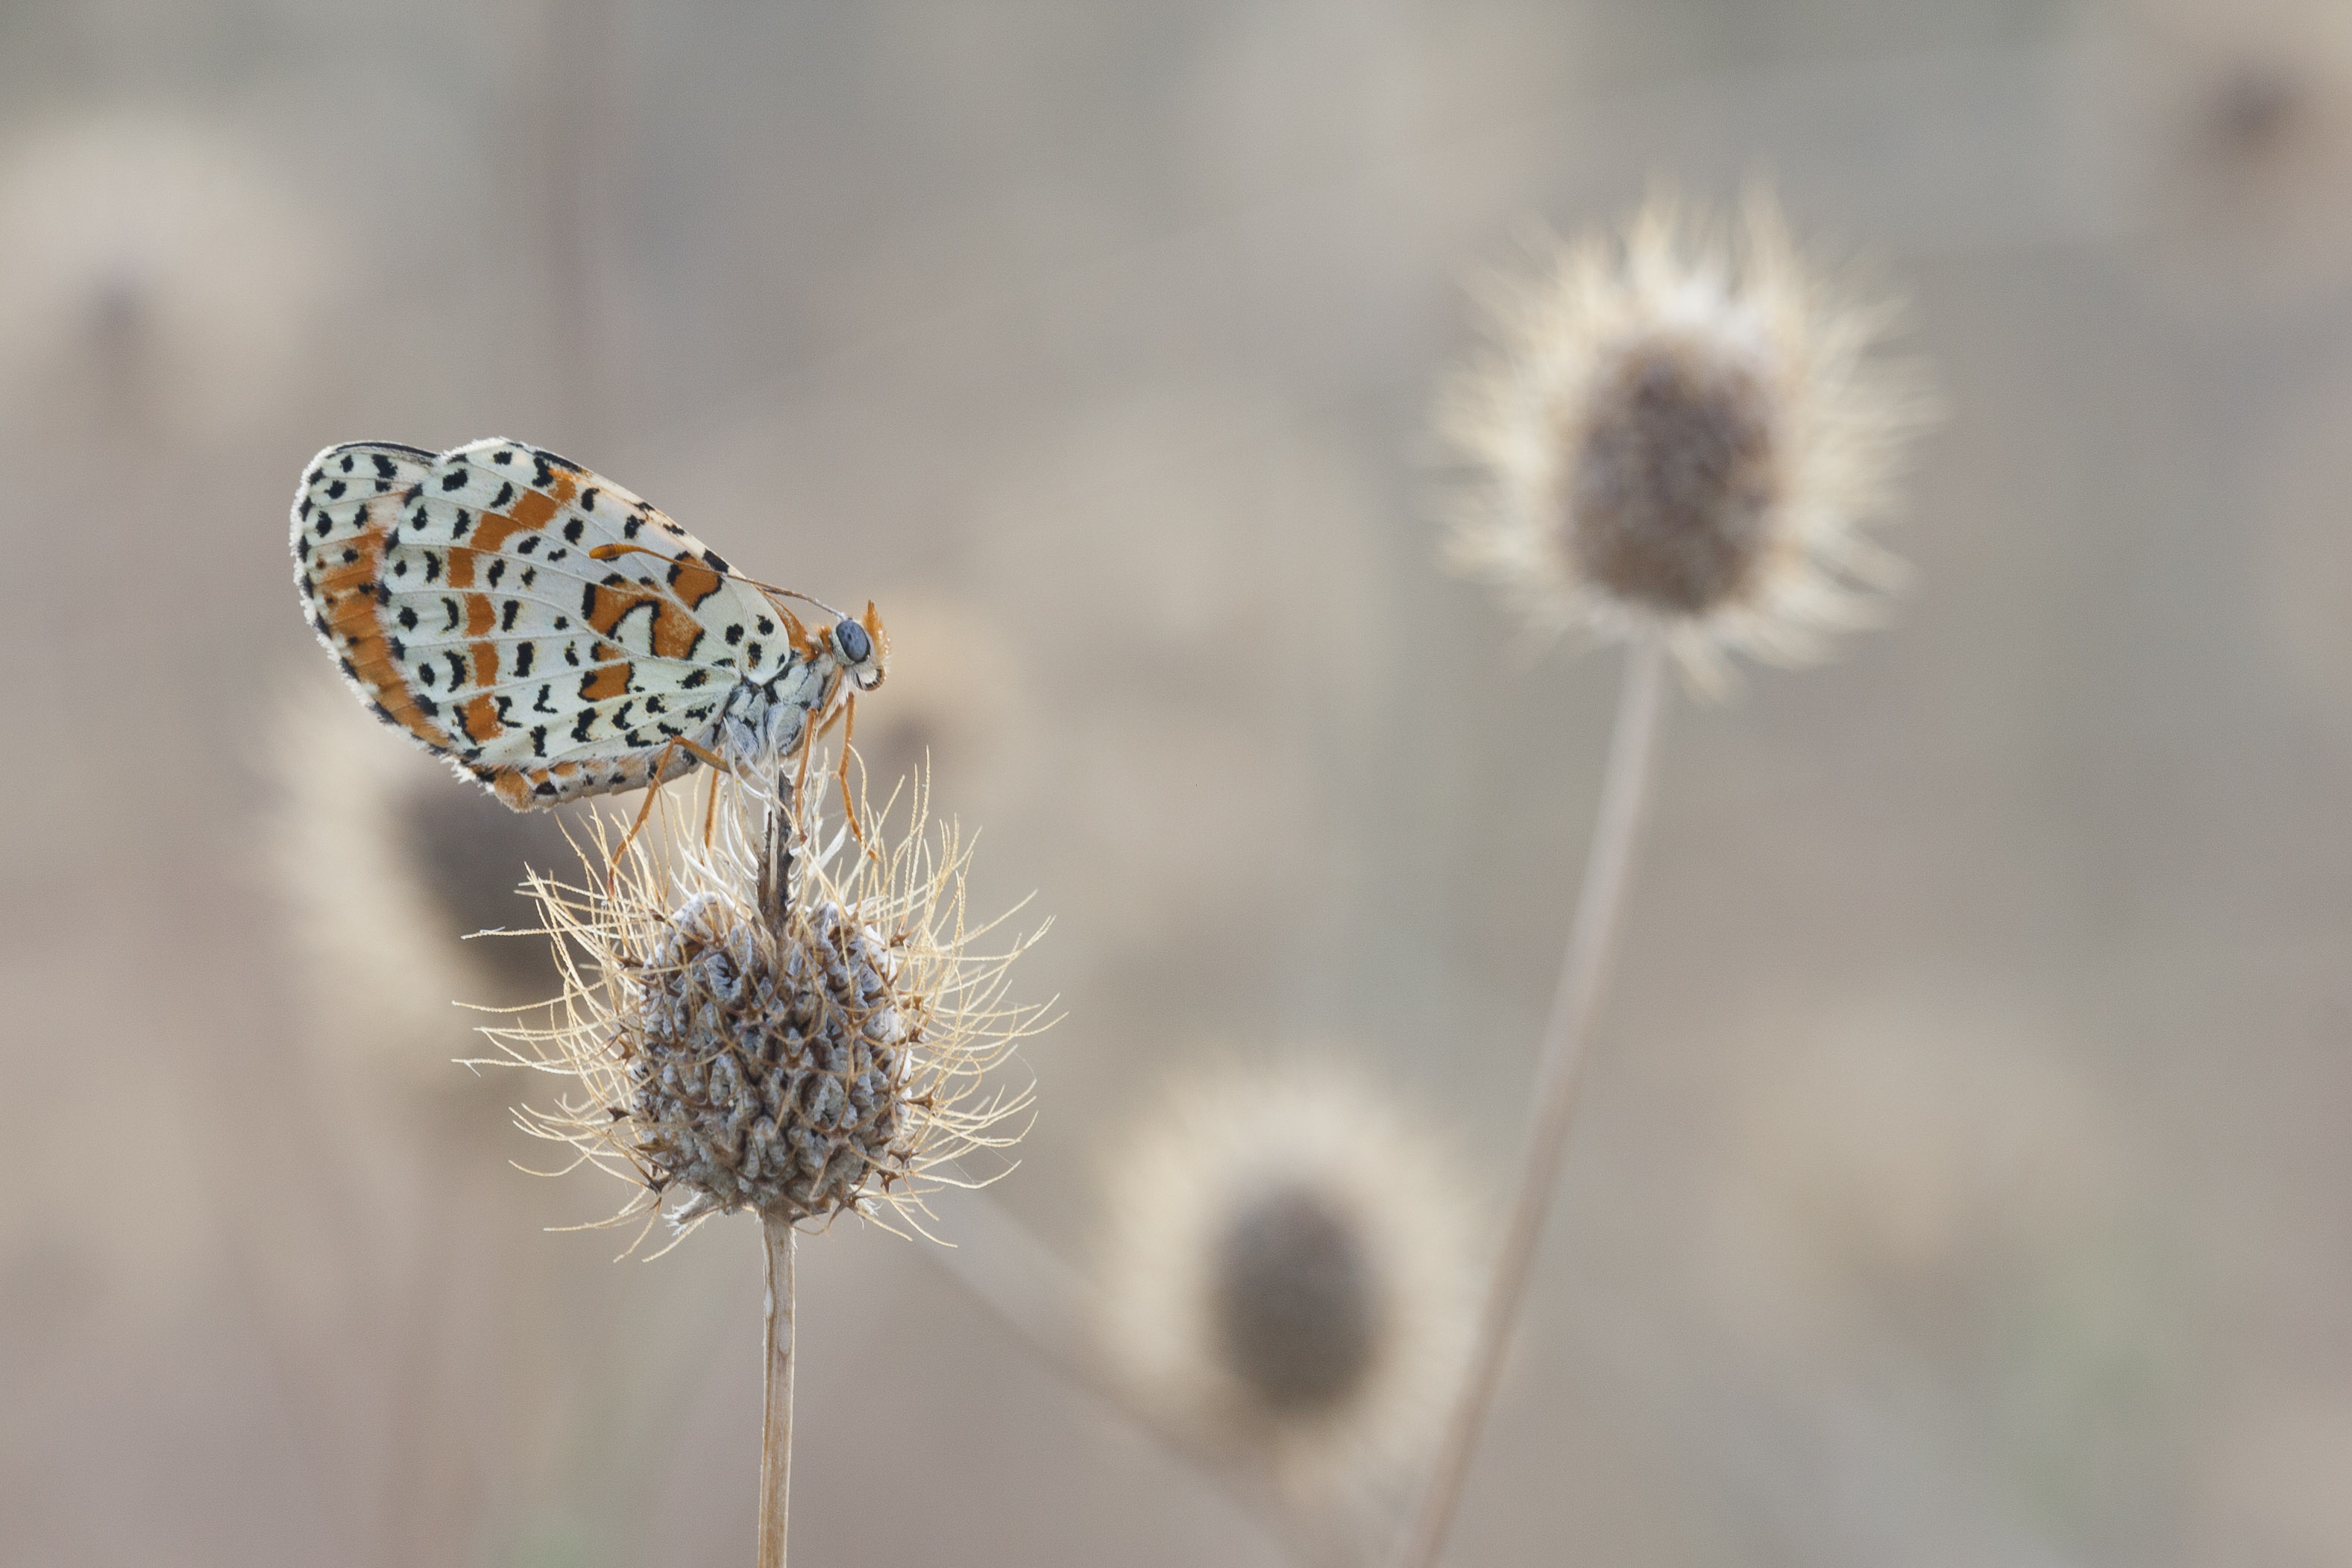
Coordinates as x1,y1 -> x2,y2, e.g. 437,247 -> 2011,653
294,437 -> 801,807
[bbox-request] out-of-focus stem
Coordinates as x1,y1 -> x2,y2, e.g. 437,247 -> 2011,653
758,1214 -> 797,1568
927,1193 -> 1343,1565
1393,630 -> 1669,1568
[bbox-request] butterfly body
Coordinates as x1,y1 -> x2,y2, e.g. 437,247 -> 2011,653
292,437 -> 885,809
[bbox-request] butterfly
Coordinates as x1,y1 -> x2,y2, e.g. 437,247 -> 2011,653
292,437 -> 887,817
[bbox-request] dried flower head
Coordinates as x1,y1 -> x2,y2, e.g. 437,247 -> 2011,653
1094,1059 -> 1480,1525
2087,0 -> 2352,306
270,676 -> 586,1095
493,769 -> 1044,1239
0,114 -> 339,441
1440,192 -> 1931,691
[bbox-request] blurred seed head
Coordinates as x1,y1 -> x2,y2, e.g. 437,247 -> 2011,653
2085,0 -> 2352,307
270,677 -> 588,1099
0,114 -> 339,441
497,769 -> 1045,1238
1094,1059 -> 1480,1520
1439,192 -> 1931,693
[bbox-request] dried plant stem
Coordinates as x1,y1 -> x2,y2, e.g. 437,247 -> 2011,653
1394,630 -> 1668,1568
758,1213 -> 797,1568
926,1194 -> 1342,1567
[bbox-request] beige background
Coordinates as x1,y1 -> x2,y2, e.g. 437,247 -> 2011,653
5,1 -> 2352,1564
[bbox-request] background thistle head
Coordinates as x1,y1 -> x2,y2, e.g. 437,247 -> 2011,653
1092,1058 -> 1482,1531
497,766 -> 1045,1242
1439,189 -> 1934,692
270,676 -> 585,1099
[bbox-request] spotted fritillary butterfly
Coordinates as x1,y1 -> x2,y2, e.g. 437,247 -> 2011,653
292,438 -> 887,810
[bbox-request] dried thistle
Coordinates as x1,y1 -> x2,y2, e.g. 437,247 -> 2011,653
1439,190 -> 1931,692
1402,195 -> 1937,1568
1094,1060 -> 1480,1538
2087,0 -> 2352,305
490,767 -> 1045,1241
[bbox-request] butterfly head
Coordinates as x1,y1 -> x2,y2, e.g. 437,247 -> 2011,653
831,601 -> 890,693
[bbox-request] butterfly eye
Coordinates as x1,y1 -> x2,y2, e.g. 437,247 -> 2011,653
834,617 -> 872,666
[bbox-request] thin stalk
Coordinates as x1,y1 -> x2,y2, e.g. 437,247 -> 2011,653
758,1214 -> 797,1568
1393,630 -> 1669,1568
925,1192 -> 1342,1567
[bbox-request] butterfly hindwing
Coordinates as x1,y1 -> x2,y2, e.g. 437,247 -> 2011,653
293,437 -> 802,808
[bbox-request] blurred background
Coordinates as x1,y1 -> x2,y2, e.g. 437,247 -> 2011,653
6,1 -> 2352,1564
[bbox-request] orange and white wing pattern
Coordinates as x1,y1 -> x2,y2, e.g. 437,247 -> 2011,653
292,437 -> 807,808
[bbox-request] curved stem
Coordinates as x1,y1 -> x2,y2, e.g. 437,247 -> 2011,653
1393,632 -> 1670,1568
758,1215 -> 797,1568
924,1194 -> 1344,1564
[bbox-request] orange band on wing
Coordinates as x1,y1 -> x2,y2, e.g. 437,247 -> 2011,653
318,518 -> 453,751
580,663 -> 632,702
468,488 -> 560,554
462,693 -> 503,742
584,579 -> 707,660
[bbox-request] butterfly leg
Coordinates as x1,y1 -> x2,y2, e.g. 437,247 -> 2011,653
790,705 -> 821,821
796,690 -> 872,854
608,739 -> 685,887
608,736 -> 733,887
834,694 -> 872,854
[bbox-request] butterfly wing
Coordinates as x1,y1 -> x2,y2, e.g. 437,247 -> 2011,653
293,437 -> 807,807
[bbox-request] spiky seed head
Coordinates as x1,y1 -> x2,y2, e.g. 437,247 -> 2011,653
494,767 -> 1045,1239
1439,190 -> 1932,693
1095,1060 -> 1481,1521
614,889 -> 913,1224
